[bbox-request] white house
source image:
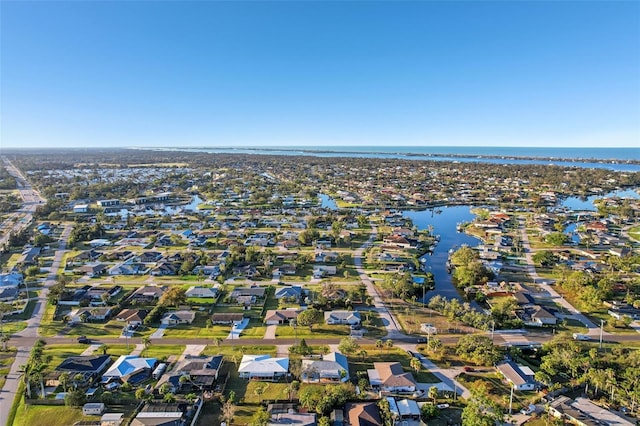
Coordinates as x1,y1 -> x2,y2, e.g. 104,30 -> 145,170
367,362 -> 416,393
185,285 -> 219,298
496,360 -> 536,391
161,310 -> 196,325
301,352 -> 349,383
73,204 -> 89,213
82,402 -> 105,415
324,310 -> 361,325
238,355 -> 289,381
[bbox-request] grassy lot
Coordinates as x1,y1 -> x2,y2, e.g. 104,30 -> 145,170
428,407 -> 463,426
41,344 -> 88,367
0,349 -> 17,389
350,346 -> 440,384
243,382 -> 291,403
161,312 -> 231,338
629,225 -> 640,242
202,345 -> 277,358
12,403 -> 98,426
275,324 -> 352,339
238,318 -> 266,339
141,344 -> 186,360
457,371 -> 538,413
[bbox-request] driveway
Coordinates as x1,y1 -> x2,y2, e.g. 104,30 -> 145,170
264,324 -> 277,339
151,324 -> 168,338
226,317 -> 249,340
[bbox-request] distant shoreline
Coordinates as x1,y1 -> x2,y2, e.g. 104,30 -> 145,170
131,146 -> 640,166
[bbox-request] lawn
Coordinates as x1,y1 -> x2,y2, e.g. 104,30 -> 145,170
350,346 -> 440,384
141,344 -> 186,360
202,345 -> 276,358
161,312 -> 231,338
41,344 -> 88,367
12,403 -> 98,426
0,349 -> 17,389
275,324 -> 352,339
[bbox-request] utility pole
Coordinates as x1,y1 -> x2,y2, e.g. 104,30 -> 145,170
599,320 -> 604,349
509,383 -> 514,415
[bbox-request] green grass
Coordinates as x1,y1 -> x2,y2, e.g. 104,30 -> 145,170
141,344 -> 186,360
275,324 -> 352,339
12,403 -> 98,426
202,344 -> 276,358
350,346 -> 440,384
243,382 -> 291,403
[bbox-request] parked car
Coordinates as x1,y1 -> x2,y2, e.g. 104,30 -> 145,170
436,403 -> 450,409
520,404 -> 536,415
77,336 -> 90,344
463,366 -> 474,372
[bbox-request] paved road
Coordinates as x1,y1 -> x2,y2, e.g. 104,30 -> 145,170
354,225 -> 406,340
518,218 -> 599,331
0,160 -> 66,426
0,156 -> 45,250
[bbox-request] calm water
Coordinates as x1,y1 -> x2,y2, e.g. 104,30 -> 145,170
136,146 -> 640,171
403,206 -> 482,304
560,188 -> 640,211
319,193 -> 338,210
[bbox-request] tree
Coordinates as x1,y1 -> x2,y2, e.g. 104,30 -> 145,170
159,287 -> 187,307
338,337 -> 360,355
532,250 -> 557,267
385,339 -> 394,351
410,357 -> 422,373
421,403 -> 439,421
142,336 -> 151,350
222,398 -> 236,425
462,383 -> 504,426
456,335 -> 503,366
65,389 -> 86,407
135,388 -> 147,400
251,406 -> 270,426
296,308 -> 322,331
545,232 -> 569,246
100,391 -> 114,404
428,385 -> 439,404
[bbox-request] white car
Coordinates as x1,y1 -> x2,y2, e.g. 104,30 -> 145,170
520,404 -> 536,415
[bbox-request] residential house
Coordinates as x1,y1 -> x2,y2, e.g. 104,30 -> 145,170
264,309 -> 300,325
0,272 -> 23,289
548,396 -> 634,426
161,310 -> 196,325
301,352 -> 349,383
345,402 -> 383,426
325,310 -> 361,325
230,286 -> 266,300
115,309 -> 147,325
78,263 -> 108,278
82,403 -> 106,416
150,261 -> 179,276
0,287 -> 19,302
54,354 -> 111,383
238,355 -> 289,381
528,306 -> 557,326
268,413 -> 317,426
68,307 -> 113,324
313,265 -> 337,278
274,286 -> 304,300
496,360 -> 536,391
186,285 -> 219,299
367,362 -> 416,393
73,204 -> 89,213
19,247 -> 41,265
210,313 -> 245,325
102,355 -> 157,384
162,355 -> 223,392
130,403 -> 187,426
130,286 -> 166,303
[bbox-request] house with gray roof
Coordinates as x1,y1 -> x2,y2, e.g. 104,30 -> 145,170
301,352 -> 349,383
324,310 -> 361,325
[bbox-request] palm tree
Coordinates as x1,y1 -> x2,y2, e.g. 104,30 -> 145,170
58,372 -> 71,392
410,357 -> 421,374
142,336 -> 151,350
428,386 -> 439,405
22,363 -> 33,399
376,339 -> 383,353
385,339 -> 394,351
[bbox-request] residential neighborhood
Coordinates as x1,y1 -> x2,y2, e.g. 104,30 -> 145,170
0,150 -> 639,426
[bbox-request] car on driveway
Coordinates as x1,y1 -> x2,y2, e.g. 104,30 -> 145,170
520,404 -> 536,415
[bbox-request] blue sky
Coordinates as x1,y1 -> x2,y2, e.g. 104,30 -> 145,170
1,1 -> 639,148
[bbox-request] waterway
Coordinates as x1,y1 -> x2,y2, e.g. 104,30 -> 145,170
319,193 -> 338,210
560,188 -> 639,211
403,206 -> 482,304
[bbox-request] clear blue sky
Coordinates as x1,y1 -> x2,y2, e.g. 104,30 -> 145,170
1,1 -> 639,148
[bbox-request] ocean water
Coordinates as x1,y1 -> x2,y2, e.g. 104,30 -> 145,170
138,146 -> 640,171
